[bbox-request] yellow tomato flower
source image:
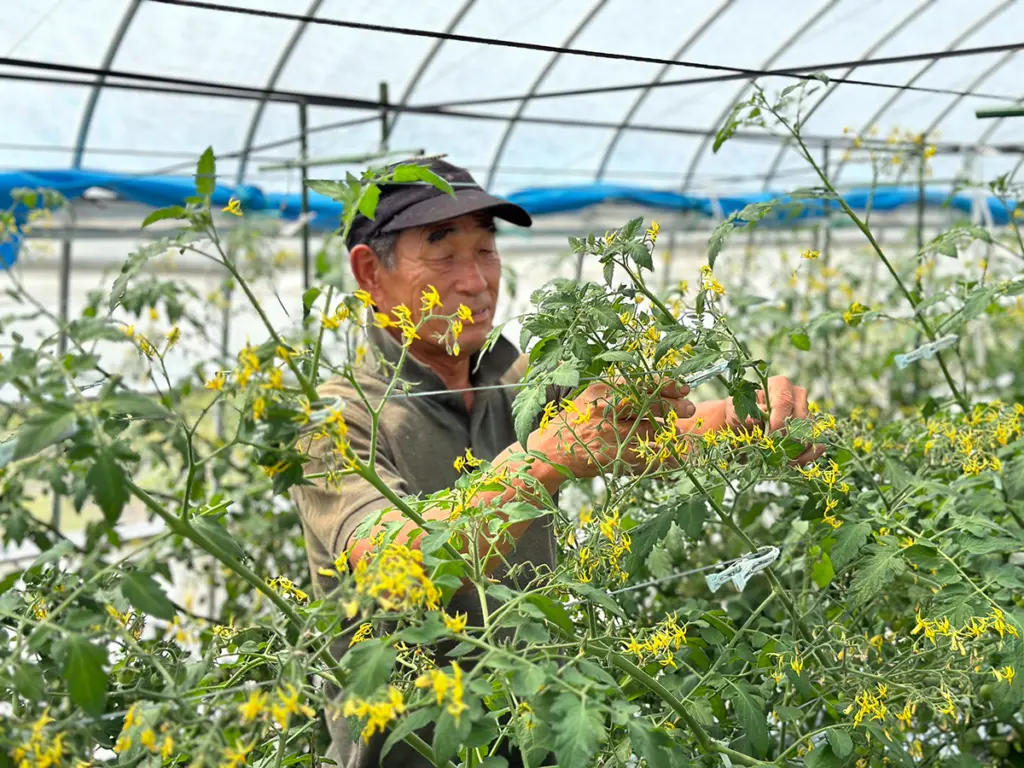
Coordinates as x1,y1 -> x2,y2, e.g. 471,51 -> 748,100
222,198 -> 243,216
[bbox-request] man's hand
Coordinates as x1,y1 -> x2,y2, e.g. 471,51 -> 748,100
722,375 -> 824,465
536,377 -> 695,479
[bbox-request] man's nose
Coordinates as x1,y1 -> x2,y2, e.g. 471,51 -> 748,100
455,256 -> 488,294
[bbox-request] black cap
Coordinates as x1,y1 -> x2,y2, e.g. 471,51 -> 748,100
345,158 -> 532,250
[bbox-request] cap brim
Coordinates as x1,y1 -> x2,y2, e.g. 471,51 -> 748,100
380,188 -> 532,233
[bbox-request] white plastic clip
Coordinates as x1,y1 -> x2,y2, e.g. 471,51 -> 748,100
705,546 -> 781,593
894,334 -> 958,370
685,359 -> 730,389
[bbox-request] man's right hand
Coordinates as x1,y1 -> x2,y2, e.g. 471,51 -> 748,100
537,377 -> 695,479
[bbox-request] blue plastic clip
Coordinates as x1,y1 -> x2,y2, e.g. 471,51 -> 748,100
685,359 -> 731,389
894,334 -> 958,370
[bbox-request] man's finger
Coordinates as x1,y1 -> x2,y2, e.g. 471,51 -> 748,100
791,386 -> 810,421
791,444 -> 826,466
768,383 -> 796,435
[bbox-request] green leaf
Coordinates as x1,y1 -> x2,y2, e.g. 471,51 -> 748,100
392,164 -> 456,197
511,383 -> 547,447
775,705 -> 804,722
476,759 -> 509,768
551,693 -> 605,768
397,613 -> 447,645
848,545 -> 906,607
302,287 -> 322,310
344,639 -> 396,698
195,147 -> 216,196
87,451 -> 129,526
141,206 -> 188,229
626,496 -> 705,574
62,638 -> 107,716
14,404 -> 76,461
121,571 -> 177,621
14,664 -> 44,701
790,331 -> 811,351
627,721 -> 675,768
811,552 -> 835,589
526,594 -> 574,636
305,179 -> 350,202
358,184 -> 381,220
103,391 -> 173,420
191,518 -> 246,562
728,687 -> 768,758
432,706 -> 472,766
826,728 -> 853,759
565,581 -> 625,618
805,744 -> 844,768
828,521 -> 871,570
380,708 -> 434,761
707,217 -> 738,270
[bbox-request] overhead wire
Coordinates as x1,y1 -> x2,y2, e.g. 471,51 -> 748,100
146,0 -> 1024,106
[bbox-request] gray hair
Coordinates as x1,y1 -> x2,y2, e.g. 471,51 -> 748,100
366,231 -> 399,270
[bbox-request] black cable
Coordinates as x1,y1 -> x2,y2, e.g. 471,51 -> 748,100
418,46 -> 1024,110
3,61 -> 940,154
148,0 -> 1024,106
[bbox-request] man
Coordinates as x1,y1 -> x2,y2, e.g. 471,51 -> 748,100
291,159 -> 822,767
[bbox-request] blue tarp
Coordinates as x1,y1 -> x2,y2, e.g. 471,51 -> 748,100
0,169 -> 1017,268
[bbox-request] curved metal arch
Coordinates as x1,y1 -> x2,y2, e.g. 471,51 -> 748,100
679,0 -> 842,195
760,0 -> 936,191
234,0 -> 324,185
71,0 -> 143,168
592,0 -> 735,183
891,47 -> 1019,185
386,0 -> 478,140
483,0 -> 609,191
830,0 -> 1015,186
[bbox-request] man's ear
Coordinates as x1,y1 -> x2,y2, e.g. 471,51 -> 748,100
349,244 -> 384,305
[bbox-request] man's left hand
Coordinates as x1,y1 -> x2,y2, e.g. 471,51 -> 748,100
723,375 -> 825,465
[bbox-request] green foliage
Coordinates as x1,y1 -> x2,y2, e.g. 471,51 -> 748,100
2,128 -> 1024,768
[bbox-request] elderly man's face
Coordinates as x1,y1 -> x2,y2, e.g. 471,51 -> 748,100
374,213 -> 500,356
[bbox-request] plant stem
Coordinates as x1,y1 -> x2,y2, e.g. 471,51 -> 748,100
127,480 -> 304,629
786,128 -> 969,411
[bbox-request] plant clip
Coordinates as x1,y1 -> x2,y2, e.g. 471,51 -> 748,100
684,359 -> 731,389
893,333 -> 959,370
705,546 -> 780,593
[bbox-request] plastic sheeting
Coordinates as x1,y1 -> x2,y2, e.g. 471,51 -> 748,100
1,168 -> 1017,267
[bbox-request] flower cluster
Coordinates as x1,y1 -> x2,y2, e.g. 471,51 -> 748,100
843,301 -> 868,326
374,304 -> 420,346
621,613 -> 689,668
264,575 -> 310,604
699,264 -> 725,296
13,710 -> 68,768
919,401 -> 1023,476
768,651 -> 805,684
797,458 -> 851,529
846,683 -> 888,727
238,684 -> 316,732
911,607 -> 1019,652
353,542 -> 441,612
341,687 -> 407,742
574,509 -> 632,585
113,704 -> 174,758
415,663 -> 468,721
